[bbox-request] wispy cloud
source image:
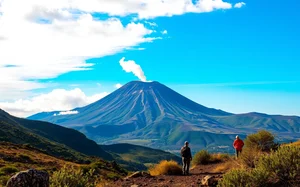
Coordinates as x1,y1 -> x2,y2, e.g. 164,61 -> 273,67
234,2 -> 246,8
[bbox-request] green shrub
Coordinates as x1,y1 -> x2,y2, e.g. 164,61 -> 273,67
192,150 -> 211,165
0,166 -> 19,176
50,166 -> 96,187
0,175 -> 10,186
218,168 -> 271,187
218,169 -> 252,187
244,130 -> 275,152
256,146 -> 300,185
18,154 -> 31,161
240,147 -> 263,168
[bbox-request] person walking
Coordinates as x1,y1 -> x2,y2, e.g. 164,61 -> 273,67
180,141 -> 192,175
233,135 -> 244,158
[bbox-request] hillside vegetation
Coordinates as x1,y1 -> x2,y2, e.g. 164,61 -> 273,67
0,109 -> 112,162
0,142 -> 127,186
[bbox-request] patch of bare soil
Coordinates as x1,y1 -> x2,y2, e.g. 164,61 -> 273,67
106,163 -> 226,187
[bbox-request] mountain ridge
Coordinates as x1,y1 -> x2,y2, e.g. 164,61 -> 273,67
28,81 -> 300,151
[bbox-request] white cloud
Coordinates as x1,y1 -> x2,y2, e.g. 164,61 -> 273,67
0,0 -> 155,100
0,88 -> 109,117
54,110 -> 79,116
0,0 -> 244,116
115,83 -> 123,89
56,0 -> 235,19
119,57 -> 147,82
234,2 -> 246,8
162,30 -> 168,35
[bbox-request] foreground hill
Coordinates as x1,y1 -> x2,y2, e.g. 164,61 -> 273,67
0,109 -> 112,161
29,81 -> 300,152
0,142 -> 127,186
100,143 -> 181,170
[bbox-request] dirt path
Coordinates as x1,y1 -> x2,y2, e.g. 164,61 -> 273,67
106,163 -> 225,187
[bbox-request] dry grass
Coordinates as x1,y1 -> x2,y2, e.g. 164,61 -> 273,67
149,160 -> 182,176
284,140 -> 300,147
210,153 -> 231,163
213,159 -> 241,173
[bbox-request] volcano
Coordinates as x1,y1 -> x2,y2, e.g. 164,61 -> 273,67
29,81 -> 300,151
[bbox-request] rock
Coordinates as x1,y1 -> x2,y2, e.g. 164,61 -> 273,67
124,171 -> 153,181
201,175 -> 218,186
6,169 -> 49,187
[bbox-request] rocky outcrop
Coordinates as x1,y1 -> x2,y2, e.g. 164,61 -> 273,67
6,169 -> 49,187
201,175 -> 218,186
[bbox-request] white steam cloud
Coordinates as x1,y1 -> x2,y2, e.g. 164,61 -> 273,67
119,57 -> 147,82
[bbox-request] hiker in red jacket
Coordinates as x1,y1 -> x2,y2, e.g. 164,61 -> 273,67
233,135 -> 244,158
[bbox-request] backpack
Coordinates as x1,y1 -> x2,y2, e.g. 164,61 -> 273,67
181,146 -> 189,157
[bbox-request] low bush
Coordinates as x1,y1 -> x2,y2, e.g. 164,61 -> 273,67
50,165 -> 96,187
192,150 -> 211,165
256,146 -> 300,185
0,166 -> 19,176
239,147 -> 263,168
218,168 -> 271,187
0,175 -> 10,186
149,160 -> 182,176
217,169 -> 251,187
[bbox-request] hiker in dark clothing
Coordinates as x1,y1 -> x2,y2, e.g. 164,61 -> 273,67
180,141 -> 192,175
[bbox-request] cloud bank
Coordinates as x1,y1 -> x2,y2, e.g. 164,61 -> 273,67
119,57 -> 147,82
0,88 -> 109,117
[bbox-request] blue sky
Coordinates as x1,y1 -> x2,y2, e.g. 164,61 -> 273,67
0,0 -> 300,117
56,1 -> 300,115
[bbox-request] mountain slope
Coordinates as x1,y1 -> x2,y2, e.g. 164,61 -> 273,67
0,109 -> 112,161
28,81 -> 300,151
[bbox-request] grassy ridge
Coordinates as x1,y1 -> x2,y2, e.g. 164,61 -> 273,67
0,109 -> 112,162
0,142 -> 127,186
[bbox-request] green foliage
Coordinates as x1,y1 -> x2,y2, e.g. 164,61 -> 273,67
50,166 -> 96,187
240,148 -> 263,168
218,169 -> 252,187
249,168 -> 271,187
218,168 -> 271,187
0,166 -> 19,176
244,130 -> 275,152
219,145 -> 300,187
192,150 -> 211,165
256,146 -> 300,185
106,172 -> 119,180
0,175 -> 10,186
